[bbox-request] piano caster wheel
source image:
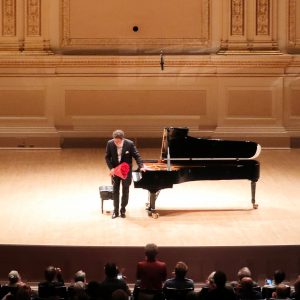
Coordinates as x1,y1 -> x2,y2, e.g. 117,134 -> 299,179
151,212 -> 159,219
253,204 -> 258,209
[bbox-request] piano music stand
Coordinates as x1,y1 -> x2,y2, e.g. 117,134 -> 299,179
99,185 -> 113,214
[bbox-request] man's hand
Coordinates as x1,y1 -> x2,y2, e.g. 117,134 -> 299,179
109,168 -> 115,176
140,166 -> 147,172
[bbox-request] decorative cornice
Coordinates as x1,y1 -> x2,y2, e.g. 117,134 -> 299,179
0,54 -> 294,71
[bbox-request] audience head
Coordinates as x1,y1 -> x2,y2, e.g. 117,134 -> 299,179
8,270 -> 21,285
174,261 -> 188,279
206,271 -> 216,288
237,267 -> 252,281
213,271 -> 227,288
104,262 -> 119,278
74,270 -> 86,283
144,243 -> 158,261
273,283 -> 290,299
44,266 -> 57,282
111,289 -> 128,300
274,270 -> 286,285
240,277 -> 254,292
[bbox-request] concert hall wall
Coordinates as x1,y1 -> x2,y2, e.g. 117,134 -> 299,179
0,0 -> 300,148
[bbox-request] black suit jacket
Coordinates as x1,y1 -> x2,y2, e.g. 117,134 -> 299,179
105,138 -> 143,183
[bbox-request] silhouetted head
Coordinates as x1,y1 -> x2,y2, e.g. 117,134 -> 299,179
238,267 -> 252,281
174,261 -> 188,279
44,266 -> 56,282
104,262 -> 119,278
213,271 -> 227,288
274,270 -> 286,285
240,277 -> 254,292
145,243 -> 158,261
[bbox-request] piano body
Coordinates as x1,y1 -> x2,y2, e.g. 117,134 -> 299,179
132,127 -> 261,218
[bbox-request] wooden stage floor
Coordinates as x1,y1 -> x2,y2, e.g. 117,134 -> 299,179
1,148 -> 300,247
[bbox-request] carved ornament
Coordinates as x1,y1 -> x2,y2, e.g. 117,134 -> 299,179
2,0 -> 16,36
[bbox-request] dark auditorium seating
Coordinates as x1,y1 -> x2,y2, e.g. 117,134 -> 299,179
0,286 -> 19,299
38,285 -> 67,299
163,287 -> 194,300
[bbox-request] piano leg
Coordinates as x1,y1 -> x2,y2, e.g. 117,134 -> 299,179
147,191 -> 160,218
251,181 -> 258,209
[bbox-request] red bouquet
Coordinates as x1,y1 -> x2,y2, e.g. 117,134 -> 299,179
114,162 -> 130,179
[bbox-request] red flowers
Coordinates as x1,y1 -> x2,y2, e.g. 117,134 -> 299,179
114,162 -> 130,179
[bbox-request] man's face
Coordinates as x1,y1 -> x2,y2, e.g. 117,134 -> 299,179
114,137 -> 123,147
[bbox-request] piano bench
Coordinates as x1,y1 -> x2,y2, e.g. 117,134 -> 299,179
99,185 -> 113,214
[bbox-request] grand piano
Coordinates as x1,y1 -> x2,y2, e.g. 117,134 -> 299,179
132,127 -> 261,218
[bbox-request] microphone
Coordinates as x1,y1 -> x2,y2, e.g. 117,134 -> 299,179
160,50 -> 164,71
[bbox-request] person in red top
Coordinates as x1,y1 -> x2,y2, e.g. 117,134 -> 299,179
136,243 -> 167,299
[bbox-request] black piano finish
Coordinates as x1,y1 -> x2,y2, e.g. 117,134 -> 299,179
133,127 -> 261,218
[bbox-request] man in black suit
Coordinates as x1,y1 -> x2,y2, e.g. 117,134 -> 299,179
105,129 -> 144,219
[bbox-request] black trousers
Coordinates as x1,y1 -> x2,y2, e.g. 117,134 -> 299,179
112,176 -> 130,213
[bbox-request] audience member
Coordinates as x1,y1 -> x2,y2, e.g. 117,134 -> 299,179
274,270 -> 287,286
163,261 -> 194,290
7,270 -> 25,287
231,267 -> 252,288
136,243 -> 167,290
291,277 -> 300,300
235,277 -> 262,300
205,271 -> 237,300
198,271 -> 216,300
163,261 -> 194,300
272,283 -> 291,299
86,281 -> 102,300
99,262 -> 131,300
68,270 -> 88,299
38,266 -> 65,298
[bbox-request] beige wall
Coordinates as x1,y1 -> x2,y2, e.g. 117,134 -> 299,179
0,0 -> 300,148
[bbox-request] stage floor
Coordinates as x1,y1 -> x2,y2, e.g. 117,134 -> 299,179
1,148 -> 300,247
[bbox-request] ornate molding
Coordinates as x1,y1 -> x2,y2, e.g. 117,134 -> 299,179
256,0 -> 270,36
2,0 -> 16,36
231,0 -> 244,36
26,0 -> 41,36
288,0 -> 299,51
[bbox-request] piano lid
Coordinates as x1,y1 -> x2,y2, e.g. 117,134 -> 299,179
160,127 -> 261,160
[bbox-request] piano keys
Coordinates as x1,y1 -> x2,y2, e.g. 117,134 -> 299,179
132,127 -> 261,218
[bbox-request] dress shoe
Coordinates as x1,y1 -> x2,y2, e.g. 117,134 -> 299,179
120,212 -> 126,218
112,212 -> 119,219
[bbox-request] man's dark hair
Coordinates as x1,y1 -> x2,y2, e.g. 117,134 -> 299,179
104,263 -> 119,278
213,271 -> 227,288
145,243 -> 158,261
112,130 -> 124,139
175,261 -> 188,279
274,270 -> 286,285
44,266 -> 56,282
